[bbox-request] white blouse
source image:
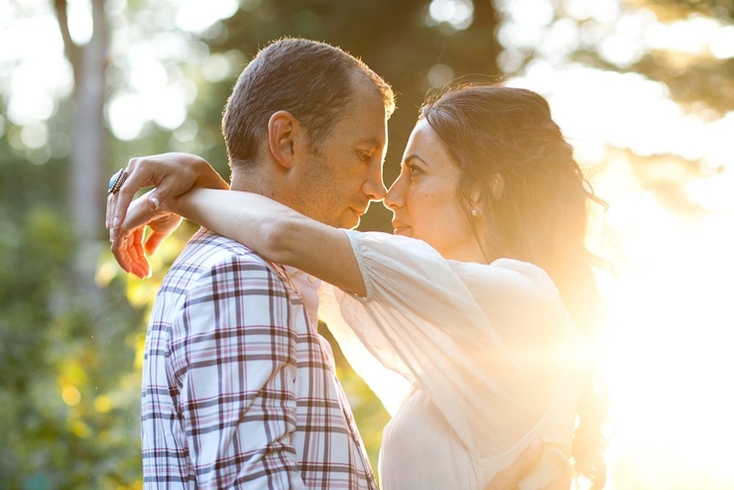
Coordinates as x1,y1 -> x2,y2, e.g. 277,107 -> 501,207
318,230 -> 583,489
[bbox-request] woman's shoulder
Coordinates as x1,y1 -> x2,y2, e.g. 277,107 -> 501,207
452,259 -> 574,351
450,257 -> 556,293
449,258 -> 568,325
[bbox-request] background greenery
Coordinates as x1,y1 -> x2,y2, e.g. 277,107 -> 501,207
1,0 -> 733,488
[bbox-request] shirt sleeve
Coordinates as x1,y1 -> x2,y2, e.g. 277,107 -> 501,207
320,230 -> 580,462
170,254 -> 306,489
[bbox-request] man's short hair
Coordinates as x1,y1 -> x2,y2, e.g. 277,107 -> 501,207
222,37 -> 395,169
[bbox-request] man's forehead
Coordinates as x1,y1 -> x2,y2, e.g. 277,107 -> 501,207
340,80 -> 389,146
338,110 -> 387,146
354,134 -> 385,148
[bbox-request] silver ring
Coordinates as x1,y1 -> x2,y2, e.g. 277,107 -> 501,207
108,169 -> 128,195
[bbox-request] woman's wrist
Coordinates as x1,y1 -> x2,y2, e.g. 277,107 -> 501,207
158,194 -> 179,214
192,158 -> 230,191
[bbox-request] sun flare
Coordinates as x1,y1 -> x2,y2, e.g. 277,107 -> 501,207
591,158 -> 734,489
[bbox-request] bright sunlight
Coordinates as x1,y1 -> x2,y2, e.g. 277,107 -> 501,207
511,65 -> 734,488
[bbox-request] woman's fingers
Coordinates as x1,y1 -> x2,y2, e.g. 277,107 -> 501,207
109,191 -> 184,278
110,157 -> 159,235
484,439 -> 545,490
111,226 -> 151,279
144,214 -> 184,256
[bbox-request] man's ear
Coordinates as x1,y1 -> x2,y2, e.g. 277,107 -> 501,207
268,110 -> 302,169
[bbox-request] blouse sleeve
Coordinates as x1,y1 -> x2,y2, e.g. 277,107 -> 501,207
318,230 -> 580,462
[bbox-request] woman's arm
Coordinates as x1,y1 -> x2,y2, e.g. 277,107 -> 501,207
114,187 -> 366,296
171,189 -> 366,296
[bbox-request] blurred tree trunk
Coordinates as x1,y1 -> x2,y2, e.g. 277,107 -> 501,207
452,0 -> 501,75
54,0 -> 108,287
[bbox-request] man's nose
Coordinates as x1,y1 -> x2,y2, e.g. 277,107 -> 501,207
363,166 -> 387,201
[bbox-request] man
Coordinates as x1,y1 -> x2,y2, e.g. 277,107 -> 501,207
109,38 -> 391,489
107,38 -> 568,489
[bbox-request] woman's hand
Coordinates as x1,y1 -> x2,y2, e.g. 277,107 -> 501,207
110,190 -> 183,279
105,152 -> 228,241
484,439 -> 572,490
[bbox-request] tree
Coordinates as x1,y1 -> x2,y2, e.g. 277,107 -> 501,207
53,0 -> 109,288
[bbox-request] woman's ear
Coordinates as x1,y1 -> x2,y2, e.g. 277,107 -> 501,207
490,173 -> 504,201
470,174 -> 504,215
268,111 -> 301,169
469,184 -> 484,218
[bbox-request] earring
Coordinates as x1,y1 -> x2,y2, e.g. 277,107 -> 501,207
471,208 -> 480,217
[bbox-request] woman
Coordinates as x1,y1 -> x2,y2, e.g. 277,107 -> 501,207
111,84 -> 608,489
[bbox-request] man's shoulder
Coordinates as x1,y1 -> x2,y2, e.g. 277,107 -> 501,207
179,228 -> 268,264
165,228 -> 287,287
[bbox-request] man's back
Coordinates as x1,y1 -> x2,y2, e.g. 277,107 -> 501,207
141,228 -> 376,489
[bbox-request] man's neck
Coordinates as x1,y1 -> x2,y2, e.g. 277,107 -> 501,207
229,168 -> 277,198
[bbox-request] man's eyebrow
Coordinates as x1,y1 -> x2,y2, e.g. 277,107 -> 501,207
354,136 -> 383,148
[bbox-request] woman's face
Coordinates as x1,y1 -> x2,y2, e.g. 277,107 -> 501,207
385,119 -> 485,262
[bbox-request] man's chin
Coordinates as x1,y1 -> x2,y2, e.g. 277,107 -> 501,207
343,217 -> 361,230
339,209 -> 362,230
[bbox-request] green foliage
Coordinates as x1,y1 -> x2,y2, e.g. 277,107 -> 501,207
0,100 -> 143,486
0,204 -> 146,488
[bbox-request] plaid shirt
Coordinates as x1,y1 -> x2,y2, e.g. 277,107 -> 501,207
141,229 -> 377,489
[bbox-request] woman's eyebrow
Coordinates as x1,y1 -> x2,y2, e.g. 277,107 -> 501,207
402,154 -> 429,166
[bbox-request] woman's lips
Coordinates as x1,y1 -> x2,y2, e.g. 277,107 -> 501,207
391,221 -> 410,234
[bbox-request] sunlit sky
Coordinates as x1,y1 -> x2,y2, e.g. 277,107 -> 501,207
3,0 -> 734,487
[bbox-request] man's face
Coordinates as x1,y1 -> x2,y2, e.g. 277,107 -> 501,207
290,75 -> 389,229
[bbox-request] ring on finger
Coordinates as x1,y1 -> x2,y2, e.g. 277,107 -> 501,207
108,169 -> 129,195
